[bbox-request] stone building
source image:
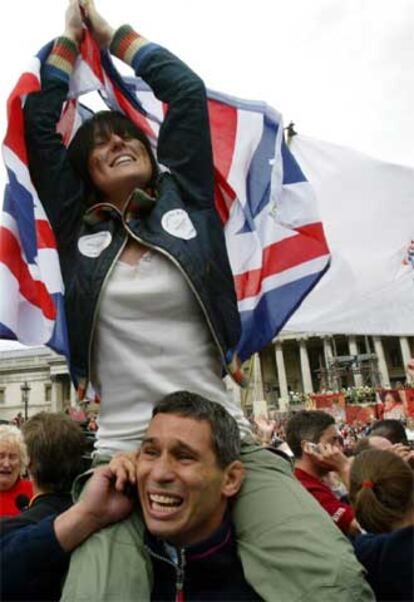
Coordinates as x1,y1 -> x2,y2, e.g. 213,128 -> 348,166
0,334 -> 413,420
238,334 -> 413,413
0,347 -> 75,422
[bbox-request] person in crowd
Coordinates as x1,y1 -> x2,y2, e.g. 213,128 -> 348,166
2,393 -> 373,601
353,435 -> 394,455
380,390 -> 405,421
0,425 -> 32,517
0,412 -> 85,536
353,434 -> 414,466
21,2 -> 375,600
0,412 -> 86,601
286,410 -> 361,536
349,449 -> 414,601
368,419 -> 409,445
12,412 -> 24,429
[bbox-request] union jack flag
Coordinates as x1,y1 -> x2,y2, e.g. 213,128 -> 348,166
0,31 -> 330,363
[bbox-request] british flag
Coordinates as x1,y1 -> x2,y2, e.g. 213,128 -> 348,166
0,31 -> 330,363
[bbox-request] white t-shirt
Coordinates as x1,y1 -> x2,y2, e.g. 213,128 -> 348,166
92,250 -> 250,455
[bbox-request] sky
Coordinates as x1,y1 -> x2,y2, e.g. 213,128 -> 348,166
1,0 -> 414,168
0,0 -> 413,352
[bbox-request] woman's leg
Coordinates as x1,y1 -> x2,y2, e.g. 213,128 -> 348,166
234,442 -> 373,602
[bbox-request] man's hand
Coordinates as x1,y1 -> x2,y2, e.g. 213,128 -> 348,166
64,0 -> 84,45
254,415 -> 276,445
307,443 -> 351,488
54,465 -> 135,552
80,0 -> 115,47
108,451 -> 138,492
390,443 -> 414,467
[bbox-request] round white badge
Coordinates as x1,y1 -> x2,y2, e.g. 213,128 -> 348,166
161,209 -> 197,240
78,231 -> 112,258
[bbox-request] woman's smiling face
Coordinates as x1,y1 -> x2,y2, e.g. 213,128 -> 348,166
87,129 -> 153,204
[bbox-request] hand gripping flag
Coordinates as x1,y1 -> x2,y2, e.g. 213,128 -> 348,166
1,31 -> 330,364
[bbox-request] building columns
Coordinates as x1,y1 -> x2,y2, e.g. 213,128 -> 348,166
50,378 -> 64,413
299,338 -> 314,394
373,336 -> 390,388
399,336 -> 412,383
348,336 -> 363,387
274,341 -> 289,409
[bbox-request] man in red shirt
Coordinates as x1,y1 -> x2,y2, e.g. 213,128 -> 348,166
286,410 -> 360,536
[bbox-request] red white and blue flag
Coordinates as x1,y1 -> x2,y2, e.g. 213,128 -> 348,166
0,32 -> 330,362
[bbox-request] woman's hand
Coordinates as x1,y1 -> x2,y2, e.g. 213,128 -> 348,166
64,0 -> 84,45
80,0 -> 115,47
108,451 -> 138,492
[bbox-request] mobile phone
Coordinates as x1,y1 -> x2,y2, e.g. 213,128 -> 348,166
304,441 -> 322,454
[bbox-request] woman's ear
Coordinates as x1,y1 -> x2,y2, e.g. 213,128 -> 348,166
221,460 -> 245,499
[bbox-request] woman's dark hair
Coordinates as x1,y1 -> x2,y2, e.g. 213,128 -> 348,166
349,449 -> 414,533
67,110 -> 158,198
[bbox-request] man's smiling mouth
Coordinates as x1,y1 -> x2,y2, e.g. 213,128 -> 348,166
148,493 -> 184,514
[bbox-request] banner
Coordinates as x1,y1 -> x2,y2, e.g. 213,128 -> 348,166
283,135 -> 414,335
310,393 -> 346,422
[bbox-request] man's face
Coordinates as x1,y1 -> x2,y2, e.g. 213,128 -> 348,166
137,414 -> 232,548
0,441 -> 21,492
319,424 -> 342,448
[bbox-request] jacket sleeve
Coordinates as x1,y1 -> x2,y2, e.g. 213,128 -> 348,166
24,37 -> 85,243
0,515 -> 69,599
110,26 -> 215,210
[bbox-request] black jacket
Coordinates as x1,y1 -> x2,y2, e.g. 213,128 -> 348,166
24,41 -> 241,393
146,517 -> 260,601
0,495 -> 72,601
0,492 -> 72,537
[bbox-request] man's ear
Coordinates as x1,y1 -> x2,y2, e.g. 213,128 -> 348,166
221,460 -> 245,498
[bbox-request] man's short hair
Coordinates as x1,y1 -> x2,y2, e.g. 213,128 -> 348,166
22,412 -> 85,493
368,419 -> 408,445
153,391 -> 240,468
286,410 -> 335,459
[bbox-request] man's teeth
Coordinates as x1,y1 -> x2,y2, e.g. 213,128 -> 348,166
149,493 -> 182,510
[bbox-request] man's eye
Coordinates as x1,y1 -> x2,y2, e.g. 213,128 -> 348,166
177,453 -> 195,462
142,447 -> 158,457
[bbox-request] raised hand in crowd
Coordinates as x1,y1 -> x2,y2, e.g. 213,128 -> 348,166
304,441 -> 351,489
253,415 -> 276,445
80,0 -> 114,47
390,443 -> 414,467
64,0 -> 84,44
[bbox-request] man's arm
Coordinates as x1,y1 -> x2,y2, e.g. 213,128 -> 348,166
1,466 -> 134,600
55,465 -> 134,551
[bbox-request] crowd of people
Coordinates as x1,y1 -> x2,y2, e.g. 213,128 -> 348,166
0,0 -> 413,600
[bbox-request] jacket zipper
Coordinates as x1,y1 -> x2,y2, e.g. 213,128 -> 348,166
175,548 -> 186,602
123,221 -> 227,366
144,545 -> 186,601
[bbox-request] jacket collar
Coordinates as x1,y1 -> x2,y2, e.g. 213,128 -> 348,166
83,189 -> 156,226
144,513 -> 233,565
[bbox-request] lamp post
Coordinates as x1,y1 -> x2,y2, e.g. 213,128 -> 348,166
20,381 -> 31,421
